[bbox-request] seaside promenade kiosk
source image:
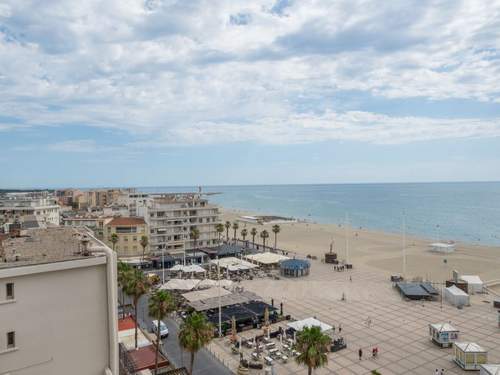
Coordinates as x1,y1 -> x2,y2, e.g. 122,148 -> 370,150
445,285 -> 470,307
460,275 -> 484,294
480,364 -> 500,375
454,342 -> 488,370
280,259 -> 310,278
429,323 -> 459,347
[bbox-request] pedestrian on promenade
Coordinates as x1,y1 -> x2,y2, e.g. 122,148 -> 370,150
358,348 -> 363,360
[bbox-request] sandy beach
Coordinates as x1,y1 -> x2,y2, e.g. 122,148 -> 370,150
221,208 -> 500,284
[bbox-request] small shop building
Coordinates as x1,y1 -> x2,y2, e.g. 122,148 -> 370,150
454,342 -> 488,371
279,259 -> 311,277
429,322 -> 459,347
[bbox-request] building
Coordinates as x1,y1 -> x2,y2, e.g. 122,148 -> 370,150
0,192 -> 60,227
137,193 -> 220,257
61,212 -> 113,239
0,227 -> 118,375
104,217 -> 148,258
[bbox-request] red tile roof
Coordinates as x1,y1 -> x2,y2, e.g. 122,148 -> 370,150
107,217 -> 146,226
128,344 -> 169,371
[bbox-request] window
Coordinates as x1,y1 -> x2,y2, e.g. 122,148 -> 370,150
6,283 -> 14,300
7,331 -> 15,348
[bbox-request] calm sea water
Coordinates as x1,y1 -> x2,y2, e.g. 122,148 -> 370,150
140,182 -> 500,246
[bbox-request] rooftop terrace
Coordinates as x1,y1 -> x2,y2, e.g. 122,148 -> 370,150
0,227 -> 108,269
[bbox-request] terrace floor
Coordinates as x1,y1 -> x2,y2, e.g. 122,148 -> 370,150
207,261 -> 500,374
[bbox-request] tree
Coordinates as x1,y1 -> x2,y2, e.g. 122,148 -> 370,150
149,290 -> 175,375
272,224 -> 281,250
260,230 -> 269,250
117,261 -> 133,319
178,312 -> 214,375
224,221 -> 231,241
190,227 -> 200,250
250,228 -> 257,248
124,268 -> 151,349
140,235 -> 149,263
110,233 -> 118,251
241,228 -> 248,241
295,326 -> 331,375
215,223 -> 224,243
232,222 -> 239,240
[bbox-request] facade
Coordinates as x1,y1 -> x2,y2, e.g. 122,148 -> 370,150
0,227 -> 118,375
0,192 -> 60,227
137,193 -> 220,256
103,217 -> 148,258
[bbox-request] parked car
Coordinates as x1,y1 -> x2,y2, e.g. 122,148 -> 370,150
151,320 -> 169,338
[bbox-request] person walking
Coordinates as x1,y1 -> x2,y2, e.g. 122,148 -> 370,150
358,348 -> 363,360
440,369 -> 445,375
434,369 -> 439,375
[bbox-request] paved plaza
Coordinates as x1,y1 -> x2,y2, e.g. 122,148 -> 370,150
207,261 -> 500,374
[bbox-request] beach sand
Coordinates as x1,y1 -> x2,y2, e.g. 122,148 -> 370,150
221,208 -> 500,283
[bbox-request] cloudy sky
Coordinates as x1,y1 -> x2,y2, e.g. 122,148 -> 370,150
1,0 -> 500,188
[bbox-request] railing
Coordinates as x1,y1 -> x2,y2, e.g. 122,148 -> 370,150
118,343 -> 135,375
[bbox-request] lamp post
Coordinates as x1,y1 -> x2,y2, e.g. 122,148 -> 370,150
217,255 -> 222,337
161,247 -> 165,284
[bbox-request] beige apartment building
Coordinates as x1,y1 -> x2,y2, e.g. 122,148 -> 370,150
0,192 -> 60,227
0,227 -> 118,375
103,217 -> 148,258
137,193 -> 220,255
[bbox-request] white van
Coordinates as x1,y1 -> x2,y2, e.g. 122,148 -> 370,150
151,320 -> 169,338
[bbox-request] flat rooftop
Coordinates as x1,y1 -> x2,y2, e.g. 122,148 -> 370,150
0,227 -> 108,269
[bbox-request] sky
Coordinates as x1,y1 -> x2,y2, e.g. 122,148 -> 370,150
1,0 -> 500,188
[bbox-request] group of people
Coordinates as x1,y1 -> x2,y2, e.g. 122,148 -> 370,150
358,347 -> 379,360
435,369 -> 446,375
334,265 -> 347,271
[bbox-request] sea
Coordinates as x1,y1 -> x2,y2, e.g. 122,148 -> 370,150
140,182 -> 500,246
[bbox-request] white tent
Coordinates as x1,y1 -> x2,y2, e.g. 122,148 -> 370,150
460,275 -> 484,294
287,317 -> 333,333
454,342 -> 488,370
245,252 -> 290,265
210,257 -> 257,271
182,287 -> 232,302
196,279 -> 218,289
445,285 -> 470,307
480,364 -> 500,375
160,278 -> 200,291
168,264 -> 206,273
429,242 -> 456,253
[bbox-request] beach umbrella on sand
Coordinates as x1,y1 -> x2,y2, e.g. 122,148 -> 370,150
231,316 -> 237,343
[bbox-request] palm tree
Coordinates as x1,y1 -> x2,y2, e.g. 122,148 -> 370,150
272,224 -> 281,250
124,268 -> 151,349
295,326 -> 331,375
140,235 -> 149,263
224,221 -> 231,241
260,230 -> 269,250
232,222 -> 239,240
117,261 -> 133,319
149,290 -> 175,375
190,227 -> 200,250
215,223 -> 224,244
241,228 -> 248,241
178,312 -> 214,375
110,233 -> 118,251
250,228 -> 257,248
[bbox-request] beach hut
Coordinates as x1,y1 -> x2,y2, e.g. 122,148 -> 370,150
280,259 -> 310,277
430,242 -> 456,253
445,285 -> 470,307
429,323 -> 459,347
454,342 -> 488,370
460,275 -> 484,294
480,364 -> 500,375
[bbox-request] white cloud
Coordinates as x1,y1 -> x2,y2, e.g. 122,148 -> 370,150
48,139 -> 98,153
1,0 -> 500,145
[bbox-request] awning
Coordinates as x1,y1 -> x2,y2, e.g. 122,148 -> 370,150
287,317 -> 333,332
159,279 -> 200,291
245,252 -> 290,265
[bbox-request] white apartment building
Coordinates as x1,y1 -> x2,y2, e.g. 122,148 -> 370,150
0,227 -> 118,375
137,193 -> 220,255
0,192 -> 60,227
